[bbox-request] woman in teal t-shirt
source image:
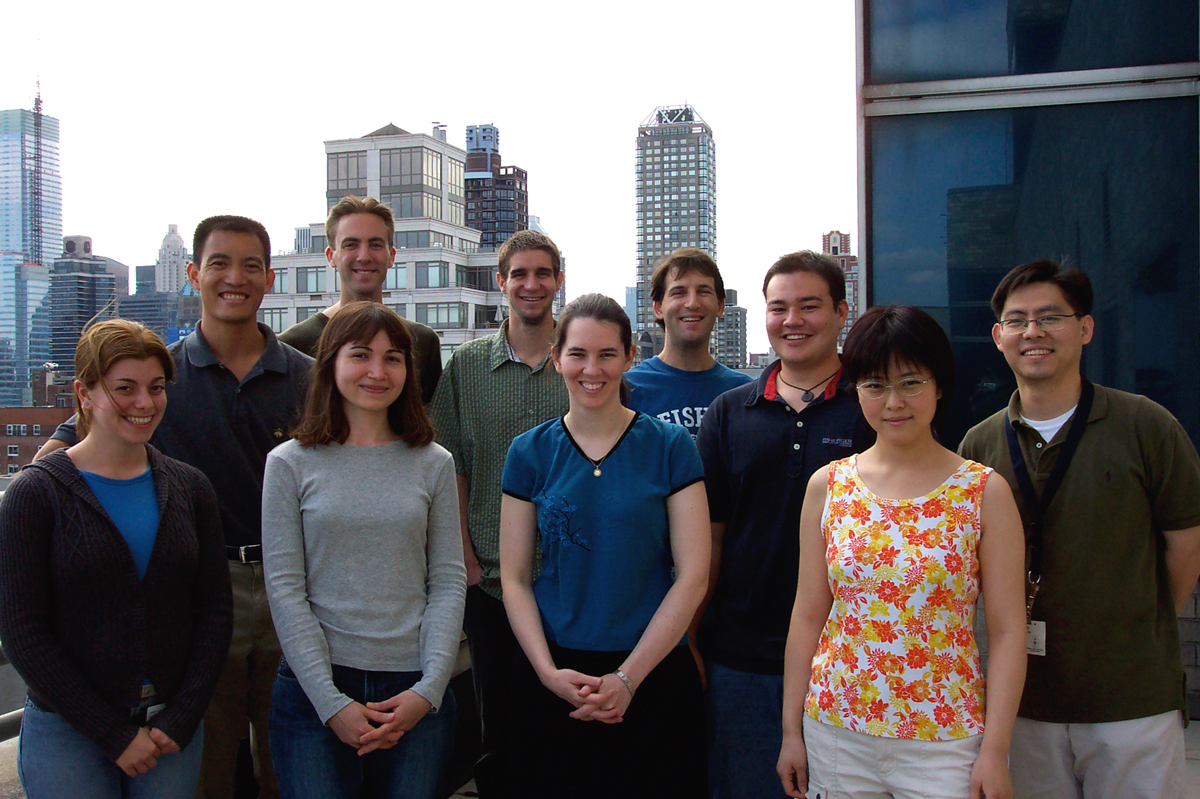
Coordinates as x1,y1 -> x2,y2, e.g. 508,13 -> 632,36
499,293 -> 710,798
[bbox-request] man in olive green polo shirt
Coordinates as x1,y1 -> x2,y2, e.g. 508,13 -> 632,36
279,195 -> 442,404
959,259 -> 1200,799
428,230 -> 567,799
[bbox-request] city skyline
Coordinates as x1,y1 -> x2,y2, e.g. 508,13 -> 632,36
3,2 -> 858,353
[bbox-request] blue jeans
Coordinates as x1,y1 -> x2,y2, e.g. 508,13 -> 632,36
269,660 -> 455,799
18,699 -> 203,799
706,662 -> 789,799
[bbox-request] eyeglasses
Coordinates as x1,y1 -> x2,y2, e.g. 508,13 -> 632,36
855,378 -> 932,400
997,314 -> 1080,333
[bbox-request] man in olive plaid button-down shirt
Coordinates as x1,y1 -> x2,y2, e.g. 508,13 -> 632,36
428,231 -> 566,798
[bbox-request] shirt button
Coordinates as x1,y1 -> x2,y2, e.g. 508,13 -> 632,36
1035,442 -> 1043,448
796,421 -> 804,428
793,443 -> 800,450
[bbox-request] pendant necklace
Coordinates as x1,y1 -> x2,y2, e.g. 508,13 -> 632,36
777,368 -> 840,403
587,455 -> 606,478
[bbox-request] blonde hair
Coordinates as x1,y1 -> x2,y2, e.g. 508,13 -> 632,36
74,320 -> 175,438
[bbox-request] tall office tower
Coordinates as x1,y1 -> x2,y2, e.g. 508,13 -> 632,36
711,288 -> 748,369
48,236 -> 119,373
155,224 -> 190,294
821,230 -> 859,347
135,264 -> 156,294
261,123 -> 554,360
0,104 -> 62,406
634,105 -> 716,351
464,124 -> 530,251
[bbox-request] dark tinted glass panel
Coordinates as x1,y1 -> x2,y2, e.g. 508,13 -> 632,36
868,98 -> 1199,447
868,0 -> 1197,83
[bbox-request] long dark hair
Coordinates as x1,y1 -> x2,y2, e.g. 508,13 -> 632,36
552,293 -> 632,406
292,301 -> 433,447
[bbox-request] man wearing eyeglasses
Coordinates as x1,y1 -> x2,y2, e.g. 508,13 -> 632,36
959,259 -> 1200,799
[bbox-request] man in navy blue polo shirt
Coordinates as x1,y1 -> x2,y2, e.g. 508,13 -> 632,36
39,216 -> 311,799
695,251 -> 873,799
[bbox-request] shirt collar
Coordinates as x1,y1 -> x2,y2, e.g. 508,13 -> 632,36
1005,380 -> 1109,428
185,322 -> 291,375
489,317 -> 555,373
753,361 -> 843,405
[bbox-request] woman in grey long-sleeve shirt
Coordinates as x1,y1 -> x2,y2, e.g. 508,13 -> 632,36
262,302 -> 466,799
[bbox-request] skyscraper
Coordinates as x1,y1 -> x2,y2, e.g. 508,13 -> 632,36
155,224 -> 190,294
0,104 -> 62,405
48,236 -> 118,373
464,124 -> 529,251
821,230 -> 859,347
634,105 -> 717,346
711,288 -> 748,368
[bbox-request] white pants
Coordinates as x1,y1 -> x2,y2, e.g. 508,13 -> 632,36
804,719 -> 981,799
1010,710 -> 1185,799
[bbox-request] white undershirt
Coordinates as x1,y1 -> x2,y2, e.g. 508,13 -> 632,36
1020,405 -> 1078,443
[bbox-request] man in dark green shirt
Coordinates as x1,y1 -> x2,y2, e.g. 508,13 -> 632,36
279,196 -> 442,404
960,259 -> 1200,799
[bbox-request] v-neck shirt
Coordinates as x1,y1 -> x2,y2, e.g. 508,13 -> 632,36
79,467 -> 158,581
502,412 -> 704,651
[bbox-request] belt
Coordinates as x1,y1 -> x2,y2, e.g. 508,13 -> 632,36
226,544 -> 263,563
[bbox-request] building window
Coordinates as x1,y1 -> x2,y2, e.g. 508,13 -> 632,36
327,152 -> 367,192
7,465 -> 19,475
415,262 -> 450,289
415,302 -> 466,329
7,445 -> 18,457
384,266 -> 407,290
32,424 -> 40,436
4,425 -> 13,436
295,267 -> 326,294
258,307 -> 289,333
18,425 -> 26,436
296,307 -> 323,323
270,270 -> 288,294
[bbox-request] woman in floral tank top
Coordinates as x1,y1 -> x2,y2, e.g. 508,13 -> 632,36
777,306 -> 1027,799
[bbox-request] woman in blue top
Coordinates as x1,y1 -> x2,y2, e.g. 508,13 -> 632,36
499,293 -> 711,798
0,320 -> 232,799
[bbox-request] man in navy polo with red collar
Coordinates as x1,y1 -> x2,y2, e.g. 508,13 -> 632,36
695,251 -> 873,798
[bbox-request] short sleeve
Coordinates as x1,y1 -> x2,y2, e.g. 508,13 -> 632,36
50,415 -> 80,446
501,430 -> 538,502
665,423 -> 705,495
1141,404 -> 1200,531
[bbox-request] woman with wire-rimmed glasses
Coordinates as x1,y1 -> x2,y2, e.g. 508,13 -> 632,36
777,305 -> 1027,799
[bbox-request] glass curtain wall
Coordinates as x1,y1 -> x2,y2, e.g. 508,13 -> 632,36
860,0 -> 1200,449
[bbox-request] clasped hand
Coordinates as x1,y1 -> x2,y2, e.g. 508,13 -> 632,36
116,727 -> 181,777
329,690 -> 433,756
540,668 -> 633,724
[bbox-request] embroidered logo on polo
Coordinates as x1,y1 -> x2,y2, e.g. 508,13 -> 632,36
534,491 -> 590,551
823,437 -> 855,447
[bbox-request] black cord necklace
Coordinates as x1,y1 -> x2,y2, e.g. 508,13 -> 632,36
777,368 -> 840,402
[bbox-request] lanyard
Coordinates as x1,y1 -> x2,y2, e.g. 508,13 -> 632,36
1005,379 -> 1094,621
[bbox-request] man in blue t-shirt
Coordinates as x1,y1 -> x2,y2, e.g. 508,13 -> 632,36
626,249 -> 752,438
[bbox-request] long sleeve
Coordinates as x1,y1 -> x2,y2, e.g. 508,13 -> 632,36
411,456 -> 466,710
262,448 -> 352,724
0,471 -> 141,760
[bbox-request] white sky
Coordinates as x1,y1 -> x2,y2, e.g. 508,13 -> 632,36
4,0 -> 859,353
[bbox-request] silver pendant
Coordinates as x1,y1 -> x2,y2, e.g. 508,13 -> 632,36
593,467 -> 602,477
801,390 -> 815,402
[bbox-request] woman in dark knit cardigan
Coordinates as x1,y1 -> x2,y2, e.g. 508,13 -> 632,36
0,320 -> 232,799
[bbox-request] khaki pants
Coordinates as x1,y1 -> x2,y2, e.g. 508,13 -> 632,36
196,561 -> 281,799
1010,710 -> 1185,799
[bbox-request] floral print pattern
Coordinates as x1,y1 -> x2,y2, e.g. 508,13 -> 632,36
534,491 -> 590,551
805,456 -> 990,741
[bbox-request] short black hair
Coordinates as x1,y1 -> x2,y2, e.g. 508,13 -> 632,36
842,305 -> 955,430
991,259 -> 1093,318
193,215 -> 272,269
761,251 -> 846,305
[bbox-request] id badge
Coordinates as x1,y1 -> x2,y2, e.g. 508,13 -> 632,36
146,703 -> 167,721
1026,621 -> 1047,656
